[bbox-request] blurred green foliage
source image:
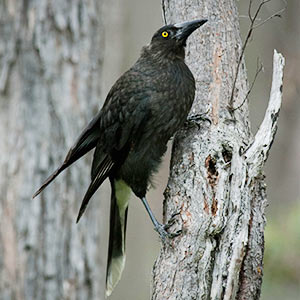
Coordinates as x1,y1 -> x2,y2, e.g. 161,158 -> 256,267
262,202 -> 300,300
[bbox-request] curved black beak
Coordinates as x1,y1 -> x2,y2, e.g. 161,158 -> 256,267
174,19 -> 208,42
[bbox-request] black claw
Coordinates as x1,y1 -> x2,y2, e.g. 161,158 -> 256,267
164,211 -> 181,229
185,113 -> 211,129
171,229 -> 182,237
168,211 -> 180,223
166,229 -> 182,239
164,220 -> 174,230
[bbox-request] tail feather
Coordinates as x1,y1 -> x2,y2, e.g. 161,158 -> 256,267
106,179 -> 131,297
32,112 -> 102,198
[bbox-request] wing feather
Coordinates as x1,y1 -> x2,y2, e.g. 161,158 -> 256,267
76,155 -> 114,223
33,112 -> 102,198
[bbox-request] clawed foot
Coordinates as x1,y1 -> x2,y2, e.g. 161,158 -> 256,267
154,212 -> 182,242
154,223 -> 182,241
185,113 -> 211,128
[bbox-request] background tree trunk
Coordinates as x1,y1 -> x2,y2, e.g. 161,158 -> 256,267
0,1 -> 105,299
152,1 -> 284,299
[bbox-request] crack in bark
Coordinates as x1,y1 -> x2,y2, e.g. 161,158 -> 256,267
205,155 -> 219,216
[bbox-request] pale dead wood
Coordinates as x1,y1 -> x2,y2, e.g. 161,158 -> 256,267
245,50 -> 285,175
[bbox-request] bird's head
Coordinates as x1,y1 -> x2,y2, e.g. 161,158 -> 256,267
149,19 -> 208,59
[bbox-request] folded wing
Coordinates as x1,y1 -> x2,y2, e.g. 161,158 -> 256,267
32,111 -> 102,198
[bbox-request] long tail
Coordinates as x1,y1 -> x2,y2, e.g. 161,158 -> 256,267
32,112 -> 102,198
106,178 -> 131,297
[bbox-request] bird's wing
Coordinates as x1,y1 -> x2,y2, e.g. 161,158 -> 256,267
76,71 -> 152,221
33,111 -> 102,198
76,154 -> 114,223
100,69 -> 153,150
76,107 -> 150,222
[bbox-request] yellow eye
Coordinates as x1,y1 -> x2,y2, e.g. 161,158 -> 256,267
161,31 -> 169,38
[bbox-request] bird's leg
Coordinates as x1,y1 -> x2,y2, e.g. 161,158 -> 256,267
140,197 -> 181,241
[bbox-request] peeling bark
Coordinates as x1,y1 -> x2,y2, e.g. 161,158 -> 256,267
152,1 -> 284,299
0,1 -> 105,299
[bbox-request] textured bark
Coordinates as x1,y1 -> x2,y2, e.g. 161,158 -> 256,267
0,1 -> 105,299
152,1 -> 284,299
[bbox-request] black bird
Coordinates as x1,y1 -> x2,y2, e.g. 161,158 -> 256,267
33,19 -> 207,296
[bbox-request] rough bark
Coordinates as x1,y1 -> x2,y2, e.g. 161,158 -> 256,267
152,1 -> 284,299
0,1 -> 105,299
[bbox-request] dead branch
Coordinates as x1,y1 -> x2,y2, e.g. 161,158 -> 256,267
244,50 -> 285,175
228,0 -> 286,111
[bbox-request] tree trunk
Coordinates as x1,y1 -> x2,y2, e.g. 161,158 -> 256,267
0,1 -> 105,299
152,1 -> 284,299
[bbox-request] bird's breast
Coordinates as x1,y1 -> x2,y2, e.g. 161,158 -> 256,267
147,60 -> 195,136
